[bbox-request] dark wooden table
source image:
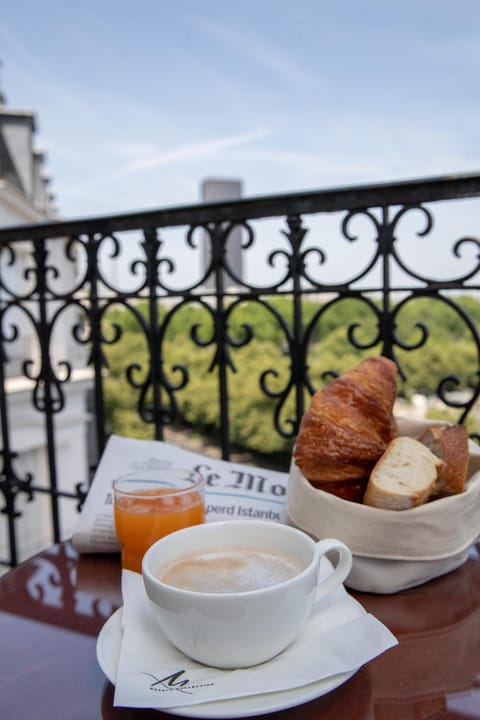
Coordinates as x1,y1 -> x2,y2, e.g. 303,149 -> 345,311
1,540 -> 479,720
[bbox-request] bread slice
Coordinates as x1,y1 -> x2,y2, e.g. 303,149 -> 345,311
418,424 -> 469,497
363,436 -> 444,510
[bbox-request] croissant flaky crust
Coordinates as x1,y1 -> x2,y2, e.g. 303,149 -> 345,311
293,356 -> 398,486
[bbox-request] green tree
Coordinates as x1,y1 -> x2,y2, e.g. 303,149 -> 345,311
101,293 -> 480,455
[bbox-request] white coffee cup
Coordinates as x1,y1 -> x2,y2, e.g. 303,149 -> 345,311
142,520 -> 352,668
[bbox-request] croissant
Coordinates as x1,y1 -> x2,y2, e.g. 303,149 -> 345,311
293,356 -> 398,489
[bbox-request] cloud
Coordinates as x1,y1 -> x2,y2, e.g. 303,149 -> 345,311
56,127 -> 272,214
113,128 -> 272,177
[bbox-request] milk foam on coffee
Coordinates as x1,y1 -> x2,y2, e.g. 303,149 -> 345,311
158,547 -> 303,593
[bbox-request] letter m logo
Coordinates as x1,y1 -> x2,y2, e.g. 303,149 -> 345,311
150,670 -> 191,692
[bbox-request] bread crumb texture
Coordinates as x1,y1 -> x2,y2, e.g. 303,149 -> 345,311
363,436 -> 444,510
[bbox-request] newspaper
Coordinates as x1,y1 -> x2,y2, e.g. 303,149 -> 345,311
71,434 -> 289,554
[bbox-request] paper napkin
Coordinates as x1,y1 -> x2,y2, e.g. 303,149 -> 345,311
113,562 -> 397,710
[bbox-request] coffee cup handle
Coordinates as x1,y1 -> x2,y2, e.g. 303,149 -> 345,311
313,538 -> 353,601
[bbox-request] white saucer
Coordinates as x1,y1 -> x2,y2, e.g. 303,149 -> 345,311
97,607 -> 360,719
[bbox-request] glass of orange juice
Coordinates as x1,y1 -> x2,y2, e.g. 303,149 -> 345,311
112,468 -> 206,573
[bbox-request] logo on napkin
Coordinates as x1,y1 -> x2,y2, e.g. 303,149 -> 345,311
142,669 -> 215,696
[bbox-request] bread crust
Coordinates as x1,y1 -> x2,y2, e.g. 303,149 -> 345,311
314,478 -> 369,503
418,424 -> 469,497
293,356 -> 398,485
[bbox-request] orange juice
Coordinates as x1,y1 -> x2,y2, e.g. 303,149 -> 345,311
113,472 -> 205,573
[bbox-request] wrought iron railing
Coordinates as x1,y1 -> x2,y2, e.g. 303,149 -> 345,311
1,173 -> 480,568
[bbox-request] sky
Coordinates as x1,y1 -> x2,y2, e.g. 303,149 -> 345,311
1,0 -> 480,287
1,0 -> 480,218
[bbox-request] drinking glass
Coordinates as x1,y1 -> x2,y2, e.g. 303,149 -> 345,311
112,467 -> 205,572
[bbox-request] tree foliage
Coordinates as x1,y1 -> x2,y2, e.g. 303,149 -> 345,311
102,294 -> 480,454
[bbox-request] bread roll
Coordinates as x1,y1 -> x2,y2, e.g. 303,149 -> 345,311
418,424 -> 469,497
293,356 -> 398,487
363,436 -> 444,510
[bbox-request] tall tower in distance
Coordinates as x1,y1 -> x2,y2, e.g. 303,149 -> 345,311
201,178 -> 243,289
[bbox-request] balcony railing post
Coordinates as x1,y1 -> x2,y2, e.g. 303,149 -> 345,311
84,232 -> 108,464
286,214 -> 308,429
210,222 -> 232,459
30,238 -> 64,542
143,227 -> 163,441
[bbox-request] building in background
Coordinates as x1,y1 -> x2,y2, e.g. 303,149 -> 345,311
201,178 -> 243,289
0,87 -> 91,564
0,82 -> 57,223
